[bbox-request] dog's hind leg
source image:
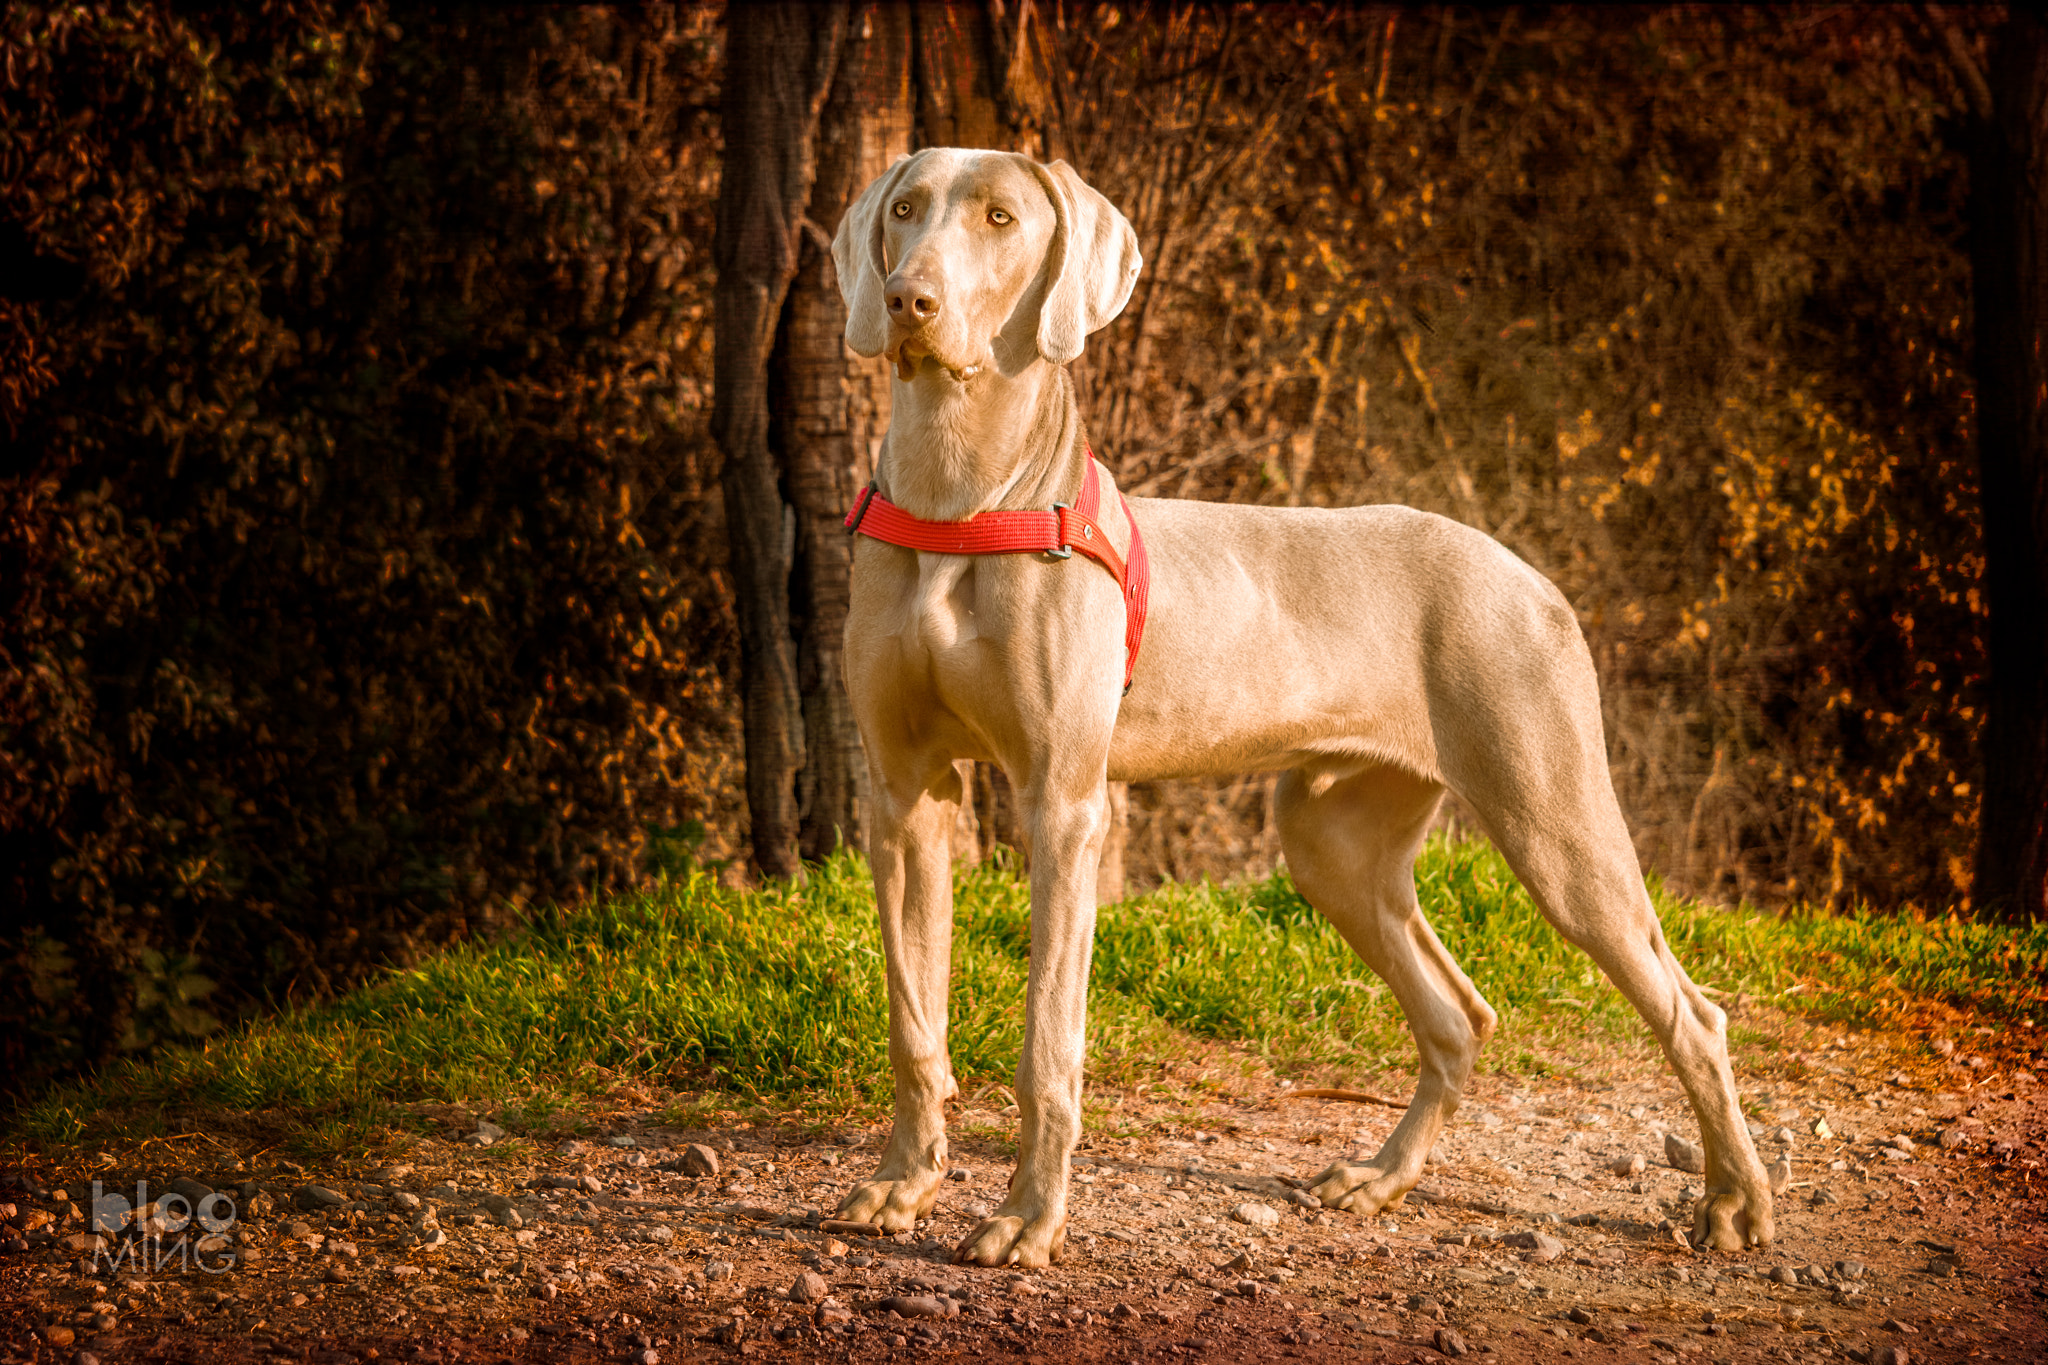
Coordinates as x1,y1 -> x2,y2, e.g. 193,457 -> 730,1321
1473,787 -> 1774,1251
1426,615 -> 1773,1249
836,754 -> 968,1232
1280,764 -> 1499,1216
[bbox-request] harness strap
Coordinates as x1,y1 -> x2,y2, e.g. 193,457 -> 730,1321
844,455 -> 1151,692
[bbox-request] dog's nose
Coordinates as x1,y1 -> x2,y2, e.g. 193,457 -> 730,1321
885,273 -> 944,324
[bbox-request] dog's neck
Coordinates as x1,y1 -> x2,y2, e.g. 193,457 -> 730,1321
877,357 -> 1089,522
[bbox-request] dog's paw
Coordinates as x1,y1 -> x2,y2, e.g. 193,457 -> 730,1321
1304,1162 -> 1409,1215
954,1208 -> 1066,1267
836,1175 -> 940,1232
1691,1184 -> 1773,1252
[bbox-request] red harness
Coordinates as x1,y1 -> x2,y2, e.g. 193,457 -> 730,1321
844,456 -> 1151,692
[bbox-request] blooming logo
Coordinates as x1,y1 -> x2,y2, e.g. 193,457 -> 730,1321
89,1181 -> 238,1274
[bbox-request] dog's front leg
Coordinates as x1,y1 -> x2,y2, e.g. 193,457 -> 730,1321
956,780 -> 1109,1267
837,761 -> 965,1232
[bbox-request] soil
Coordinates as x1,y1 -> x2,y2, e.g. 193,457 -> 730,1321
3,1023 -> 2045,1365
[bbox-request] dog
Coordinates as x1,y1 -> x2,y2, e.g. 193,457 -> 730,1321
827,147 -> 1774,1266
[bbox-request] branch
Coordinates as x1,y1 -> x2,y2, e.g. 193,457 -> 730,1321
1922,4 -> 1995,122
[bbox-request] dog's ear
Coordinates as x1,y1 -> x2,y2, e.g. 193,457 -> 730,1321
1027,159 -> 1143,367
834,153 -> 915,358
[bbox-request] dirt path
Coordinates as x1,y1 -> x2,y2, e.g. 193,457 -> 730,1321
4,1024 -> 2045,1365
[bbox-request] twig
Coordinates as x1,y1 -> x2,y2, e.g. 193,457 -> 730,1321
1281,1087 -> 1408,1110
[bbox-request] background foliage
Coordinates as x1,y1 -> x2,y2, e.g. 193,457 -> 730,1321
0,3 -> 737,1093
1054,7 -> 1986,914
0,4 -> 1994,1097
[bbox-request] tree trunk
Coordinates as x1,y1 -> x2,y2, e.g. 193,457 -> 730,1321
713,4 -> 845,879
781,4 -> 915,862
1970,10 -> 2048,923
717,0 -> 1123,880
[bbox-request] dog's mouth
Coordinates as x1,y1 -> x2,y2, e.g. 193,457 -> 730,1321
889,335 -> 986,385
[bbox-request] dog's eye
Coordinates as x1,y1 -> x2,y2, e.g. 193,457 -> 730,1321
891,201 -> 911,219
988,208 -> 1012,226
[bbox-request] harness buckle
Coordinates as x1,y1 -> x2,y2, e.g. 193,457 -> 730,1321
1047,502 -> 1074,559
846,480 -> 880,537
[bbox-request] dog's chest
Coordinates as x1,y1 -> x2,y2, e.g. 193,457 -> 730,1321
905,554 -> 980,656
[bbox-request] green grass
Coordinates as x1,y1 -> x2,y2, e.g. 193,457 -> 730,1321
14,837 -> 2045,1152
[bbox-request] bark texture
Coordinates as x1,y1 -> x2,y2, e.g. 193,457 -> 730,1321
713,4 -> 845,878
1969,10 -> 2048,922
781,4 -> 915,862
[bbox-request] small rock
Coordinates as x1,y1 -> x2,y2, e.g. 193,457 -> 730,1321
1888,1133 -> 1918,1154
74,1353 -> 100,1365
631,1352 -> 659,1365
1938,1128 -> 1966,1150
1767,1157 -> 1791,1194
1610,1153 -> 1646,1177
1663,1133 -> 1704,1174
1812,1116 -> 1834,1139
1882,1317 -> 1919,1334
1230,1202 -> 1280,1229
476,1118 -> 507,1141
704,1260 -> 734,1282
390,1191 -> 421,1211
1870,1347 -> 1910,1365
295,1184 -> 347,1210
946,1167 -> 970,1182
40,1326 -> 75,1348
879,1294 -> 957,1320
1768,1266 -> 1797,1286
1810,1185 -> 1841,1206
1835,1259 -> 1866,1280
607,1134 -> 638,1148
1434,1326 -> 1469,1357
1568,1306 -> 1595,1325
789,1271 -> 829,1303
679,1144 -> 721,1178
556,1139 -> 587,1156
168,1177 -> 214,1204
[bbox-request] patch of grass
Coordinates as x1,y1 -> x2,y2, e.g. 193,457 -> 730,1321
12,838 -> 2044,1155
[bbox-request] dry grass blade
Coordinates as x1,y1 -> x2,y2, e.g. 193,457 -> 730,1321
1280,1086 -> 1408,1109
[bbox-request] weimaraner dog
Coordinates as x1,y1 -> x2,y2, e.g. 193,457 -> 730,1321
829,147 -> 1774,1267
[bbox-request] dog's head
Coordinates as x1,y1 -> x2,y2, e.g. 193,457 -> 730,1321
833,148 -> 1142,380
